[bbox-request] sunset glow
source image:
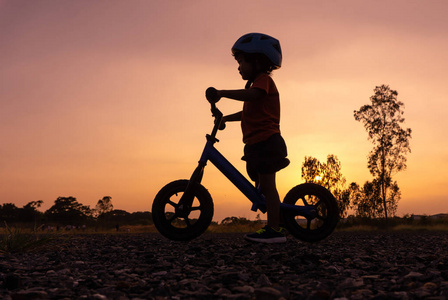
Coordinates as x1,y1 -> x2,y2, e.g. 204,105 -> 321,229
1,0 -> 447,221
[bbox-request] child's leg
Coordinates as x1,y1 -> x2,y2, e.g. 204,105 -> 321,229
258,172 -> 280,230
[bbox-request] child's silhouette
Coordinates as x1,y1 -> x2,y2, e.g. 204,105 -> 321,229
209,33 -> 289,243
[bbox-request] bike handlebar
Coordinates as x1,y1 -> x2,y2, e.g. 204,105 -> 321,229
206,88 -> 225,141
206,87 -> 221,103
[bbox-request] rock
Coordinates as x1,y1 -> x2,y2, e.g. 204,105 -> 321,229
338,277 -> 364,289
232,285 -> 255,294
151,271 -> 167,276
91,293 -> 108,300
11,289 -> 48,300
254,287 -> 282,300
404,271 -> 424,279
215,287 -> 232,296
2,274 -> 22,290
256,274 -> 272,286
308,289 -> 331,300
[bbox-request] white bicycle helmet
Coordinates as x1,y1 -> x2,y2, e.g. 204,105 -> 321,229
232,33 -> 282,69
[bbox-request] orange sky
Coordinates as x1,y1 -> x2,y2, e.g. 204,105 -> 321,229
1,0 -> 447,222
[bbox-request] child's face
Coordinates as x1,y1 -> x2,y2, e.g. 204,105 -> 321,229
236,54 -> 254,81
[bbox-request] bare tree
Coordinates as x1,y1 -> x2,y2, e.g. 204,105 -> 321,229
354,85 -> 411,220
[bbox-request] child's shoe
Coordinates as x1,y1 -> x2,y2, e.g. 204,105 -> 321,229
244,225 -> 287,244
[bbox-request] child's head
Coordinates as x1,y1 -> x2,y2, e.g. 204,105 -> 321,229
231,33 -> 282,78
233,52 -> 275,78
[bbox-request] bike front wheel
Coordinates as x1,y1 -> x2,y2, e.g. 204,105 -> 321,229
152,180 -> 214,241
283,183 -> 339,242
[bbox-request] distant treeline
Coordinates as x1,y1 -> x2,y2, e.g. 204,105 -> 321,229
0,197 -> 153,229
1,197 -> 446,231
339,214 -> 448,229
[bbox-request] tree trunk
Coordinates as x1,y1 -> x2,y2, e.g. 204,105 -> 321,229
381,143 -> 388,221
382,180 -> 388,221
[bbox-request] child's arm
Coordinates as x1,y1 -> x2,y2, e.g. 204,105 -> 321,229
216,111 -> 241,130
223,111 -> 242,122
218,88 -> 265,102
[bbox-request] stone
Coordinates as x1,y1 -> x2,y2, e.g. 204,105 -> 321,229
254,287 -> 282,300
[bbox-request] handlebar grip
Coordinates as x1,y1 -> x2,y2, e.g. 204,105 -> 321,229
206,87 -> 221,103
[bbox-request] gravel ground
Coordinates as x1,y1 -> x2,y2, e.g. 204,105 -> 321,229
1,231 -> 447,299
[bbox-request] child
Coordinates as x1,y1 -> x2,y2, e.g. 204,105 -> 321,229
211,33 -> 289,243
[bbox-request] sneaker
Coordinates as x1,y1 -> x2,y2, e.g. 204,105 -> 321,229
244,226 -> 287,244
278,226 -> 287,236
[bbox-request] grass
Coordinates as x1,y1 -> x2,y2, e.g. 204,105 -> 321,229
206,223 -> 263,233
337,223 -> 448,232
1,221 -> 447,248
336,225 -> 379,232
97,223 -> 262,234
391,224 -> 448,231
0,223 -> 56,254
115,224 -> 158,233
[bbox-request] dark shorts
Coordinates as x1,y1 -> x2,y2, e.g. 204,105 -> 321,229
243,133 -> 289,182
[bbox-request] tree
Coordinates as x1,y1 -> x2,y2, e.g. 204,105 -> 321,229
23,200 -> 43,210
0,203 -> 19,224
301,155 -> 350,217
129,211 -> 153,225
45,196 -> 92,225
95,196 -> 114,217
354,85 -> 411,220
220,216 -> 251,226
20,200 -> 44,224
97,209 -> 131,227
352,181 -> 382,218
0,201 -> 44,225
345,182 -> 363,215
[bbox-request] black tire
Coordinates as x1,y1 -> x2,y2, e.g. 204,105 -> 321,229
152,180 -> 214,241
282,183 -> 339,242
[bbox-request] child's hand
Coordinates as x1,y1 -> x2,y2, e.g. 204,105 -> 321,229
206,87 -> 221,103
219,118 -> 226,130
215,117 -> 226,130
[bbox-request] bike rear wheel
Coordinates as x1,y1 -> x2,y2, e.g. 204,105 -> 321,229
283,183 -> 339,242
152,180 -> 214,241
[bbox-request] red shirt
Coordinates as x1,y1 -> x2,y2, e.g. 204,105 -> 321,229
241,74 -> 281,145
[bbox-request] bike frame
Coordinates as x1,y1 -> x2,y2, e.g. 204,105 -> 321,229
179,104 -> 316,219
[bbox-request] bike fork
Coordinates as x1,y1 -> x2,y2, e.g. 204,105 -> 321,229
177,161 -> 206,209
